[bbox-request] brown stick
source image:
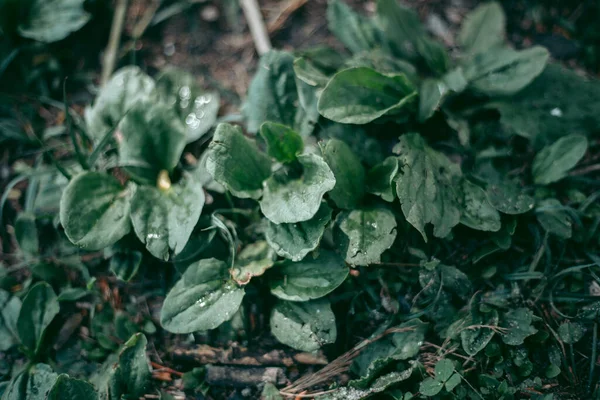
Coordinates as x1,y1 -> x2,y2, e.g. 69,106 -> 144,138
101,0 -> 129,86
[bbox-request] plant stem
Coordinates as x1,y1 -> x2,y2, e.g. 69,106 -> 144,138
101,0 -> 129,86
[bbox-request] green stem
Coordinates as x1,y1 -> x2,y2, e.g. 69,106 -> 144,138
589,323 -> 598,392
64,79 -> 89,169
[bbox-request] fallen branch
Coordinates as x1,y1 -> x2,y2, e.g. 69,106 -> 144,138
240,0 -> 272,55
101,0 -> 129,86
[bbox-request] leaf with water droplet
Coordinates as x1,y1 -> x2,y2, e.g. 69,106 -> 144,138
336,208 -> 397,266
130,172 -> 204,261
269,250 -> 348,301
486,181 -> 534,215
460,294 -> 499,356
558,321 -> 586,344
160,258 -> 244,333
321,138 -> 365,209
266,202 -> 332,262
260,153 -> 335,224
270,298 -> 336,352
156,67 -> 220,143
231,241 -> 276,285
532,134 -> 588,185
459,179 -> 501,232
501,307 -> 538,346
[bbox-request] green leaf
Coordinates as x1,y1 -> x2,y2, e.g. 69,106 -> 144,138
366,156 -> 398,202
109,249 -> 143,282
2,364 -> 58,400
486,182 -> 535,215
231,241 -> 276,285
489,64 -> 600,147
458,2 -> 506,55
532,134 -> 588,185
270,298 -> 336,352
394,133 -> 462,241
60,171 -> 132,250
444,373 -> 461,391
0,290 -> 21,351
460,295 -> 499,356
119,101 -> 187,182
419,378 -> 443,396
206,123 -> 272,199
160,258 -> 244,333
261,383 -> 284,400
130,174 -> 204,260
318,68 -> 417,125
463,46 -> 550,96
536,199 -> 573,239
244,50 -> 299,134
459,179 -> 501,232
18,0 -> 90,42
293,57 -> 330,87
435,359 -> 455,382
418,79 -> 448,122
321,139 -> 365,209
15,212 -> 38,255
48,375 -> 98,400
93,333 -> 151,400
259,122 -> 304,163
265,202 -> 332,262
337,208 -> 397,266
327,0 -> 381,54
17,282 -> 59,355
260,153 -> 335,224
501,308 -> 538,345
85,67 -> 157,142
369,364 -> 415,393
269,250 -> 348,301
155,66 -> 220,143
558,321 -> 585,344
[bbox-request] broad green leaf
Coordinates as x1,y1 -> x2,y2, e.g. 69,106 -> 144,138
369,364 -> 415,394
48,375 -> 98,400
260,153 -> 335,224
458,2 -> 505,55
17,282 -> 60,355
259,122 -> 304,163
463,46 -> 549,96
435,359 -> 455,382
270,298 -> 336,352
536,199 -> 573,239
460,295 -> 499,356
119,101 -> 187,182
244,50 -> 299,134
2,364 -> 58,400
130,174 -> 204,260
394,133 -> 462,241
269,250 -> 348,301
206,123 -> 272,199
489,64 -> 600,147
18,0 -> 90,43
337,208 -> 397,266
419,378 -> 443,396
415,36 -> 450,75
0,290 -> 21,351
459,179 -> 501,232
318,68 -> 417,124
327,0 -> 381,54
293,57 -> 330,87
501,308 -> 538,345
93,333 -> 151,400
15,212 -> 38,255
445,373 -> 461,391
265,202 -> 332,262
320,123 -> 384,167
532,134 -> 588,185
231,241 -> 276,285
486,182 -> 534,215
366,157 -> 398,202
321,139 -> 365,209
85,67 -> 157,142
345,49 -> 418,79
160,258 -> 244,333
60,172 -> 131,250
558,321 -> 585,344
155,67 -> 220,143
418,79 -> 448,122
